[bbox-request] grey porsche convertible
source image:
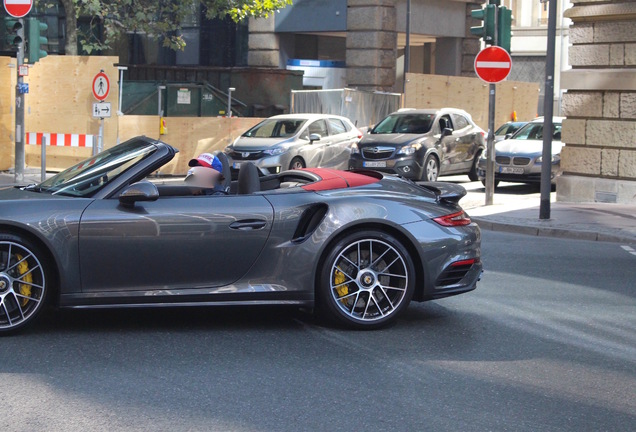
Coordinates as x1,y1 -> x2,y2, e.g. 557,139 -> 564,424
0,137 -> 481,334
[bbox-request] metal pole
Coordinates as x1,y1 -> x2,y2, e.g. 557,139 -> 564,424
94,118 -> 103,156
403,0 -> 411,95
117,66 -> 127,115
40,136 -> 46,183
228,87 -> 235,118
484,2 -> 499,206
540,0 -> 557,219
14,18 -> 25,184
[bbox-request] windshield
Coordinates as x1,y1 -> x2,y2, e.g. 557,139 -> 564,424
371,114 -> 434,134
242,119 -> 307,138
496,123 -> 524,136
36,139 -> 157,197
512,122 -> 562,141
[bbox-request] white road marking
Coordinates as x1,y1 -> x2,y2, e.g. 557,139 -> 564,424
620,245 -> 636,256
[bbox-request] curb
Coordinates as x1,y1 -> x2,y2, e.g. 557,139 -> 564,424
472,217 -> 636,245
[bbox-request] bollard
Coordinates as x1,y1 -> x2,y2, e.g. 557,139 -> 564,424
41,136 -> 46,183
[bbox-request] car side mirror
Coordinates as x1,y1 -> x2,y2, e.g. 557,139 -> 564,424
441,128 -> 453,137
505,133 -> 513,140
309,133 -> 321,143
119,181 -> 159,207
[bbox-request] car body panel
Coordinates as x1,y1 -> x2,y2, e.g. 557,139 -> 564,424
0,137 -> 481,322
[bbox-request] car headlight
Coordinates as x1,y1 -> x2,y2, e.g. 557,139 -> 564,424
223,146 -> 232,154
351,143 -> 360,154
536,154 -> 560,163
480,151 -> 488,160
263,147 -> 287,156
397,143 -> 422,155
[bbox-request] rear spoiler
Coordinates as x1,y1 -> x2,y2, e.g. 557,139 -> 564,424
418,182 -> 467,204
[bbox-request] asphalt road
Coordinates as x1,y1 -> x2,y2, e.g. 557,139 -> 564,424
1,231 -> 635,432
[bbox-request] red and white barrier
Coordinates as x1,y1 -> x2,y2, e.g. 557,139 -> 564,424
26,133 -> 94,148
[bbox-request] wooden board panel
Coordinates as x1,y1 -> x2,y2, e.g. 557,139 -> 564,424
405,72 -> 540,130
0,57 -> 17,170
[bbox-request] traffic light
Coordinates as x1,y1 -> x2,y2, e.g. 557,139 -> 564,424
498,6 -> 512,53
470,4 -> 496,44
3,17 -> 23,51
27,17 -> 47,63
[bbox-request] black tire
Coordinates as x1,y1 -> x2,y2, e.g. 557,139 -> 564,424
0,233 -> 51,335
481,179 -> 500,188
289,157 -> 305,170
421,154 -> 439,182
468,150 -> 482,181
317,230 -> 415,329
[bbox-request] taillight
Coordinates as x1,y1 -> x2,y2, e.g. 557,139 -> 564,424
433,211 -> 471,227
450,258 -> 477,267
356,129 -> 363,139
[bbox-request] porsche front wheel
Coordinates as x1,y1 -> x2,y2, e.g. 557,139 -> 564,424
0,234 -> 50,335
319,231 -> 415,329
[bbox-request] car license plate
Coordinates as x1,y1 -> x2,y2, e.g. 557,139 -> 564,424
233,162 -> 242,169
363,161 -> 387,168
500,166 -> 524,174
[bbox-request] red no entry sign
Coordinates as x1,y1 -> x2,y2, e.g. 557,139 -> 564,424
3,0 -> 33,18
474,46 -> 512,84
92,71 -> 110,101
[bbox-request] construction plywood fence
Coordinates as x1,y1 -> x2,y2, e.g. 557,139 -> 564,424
118,116 -> 263,175
0,55 -> 263,173
0,56 -> 17,170
404,73 -> 540,131
0,56 -> 120,170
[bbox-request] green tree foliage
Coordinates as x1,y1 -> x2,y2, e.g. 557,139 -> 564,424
56,0 -> 292,55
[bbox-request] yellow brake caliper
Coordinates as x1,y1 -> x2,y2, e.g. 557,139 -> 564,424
334,269 -> 349,304
15,254 -> 32,307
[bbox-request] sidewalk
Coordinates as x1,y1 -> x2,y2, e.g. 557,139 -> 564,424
463,193 -> 636,245
0,169 -> 50,187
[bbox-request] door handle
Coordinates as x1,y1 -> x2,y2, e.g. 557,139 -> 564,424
230,220 -> 267,230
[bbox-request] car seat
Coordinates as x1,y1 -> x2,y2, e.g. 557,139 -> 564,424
238,162 -> 260,194
213,151 -> 232,192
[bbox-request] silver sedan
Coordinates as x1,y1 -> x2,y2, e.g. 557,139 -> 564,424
224,114 -> 362,176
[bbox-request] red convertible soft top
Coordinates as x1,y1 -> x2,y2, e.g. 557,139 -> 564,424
300,168 -> 381,191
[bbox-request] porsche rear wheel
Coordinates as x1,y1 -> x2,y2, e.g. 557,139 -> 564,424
0,234 -> 49,335
319,231 -> 415,329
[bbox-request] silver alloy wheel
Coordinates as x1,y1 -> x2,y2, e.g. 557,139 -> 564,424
329,239 -> 409,322
0,241 -> 46,331
426,157 -> 439,181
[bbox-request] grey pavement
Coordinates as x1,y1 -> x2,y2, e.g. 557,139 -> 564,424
2,169 -> 635,244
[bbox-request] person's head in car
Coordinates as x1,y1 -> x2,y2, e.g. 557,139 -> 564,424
185,153 -> 225,193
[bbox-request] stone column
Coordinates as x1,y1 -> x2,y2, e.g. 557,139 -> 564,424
559,1 -> 636,203
248,16 -> 280,68
346,0 -> 397,91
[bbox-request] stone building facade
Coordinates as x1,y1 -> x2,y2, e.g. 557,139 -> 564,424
248,0 -> 485,93
559,1 -> 636,203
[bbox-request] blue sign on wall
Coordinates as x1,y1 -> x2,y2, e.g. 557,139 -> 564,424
17,83 -> 29,94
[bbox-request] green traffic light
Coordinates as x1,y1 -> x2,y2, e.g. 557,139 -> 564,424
470,4 -> 496,44
3,17 -> 24,50
498,6 -> 512,53
27,17 -> 48,63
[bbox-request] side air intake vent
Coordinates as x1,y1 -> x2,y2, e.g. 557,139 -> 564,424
292,204 -> 328,243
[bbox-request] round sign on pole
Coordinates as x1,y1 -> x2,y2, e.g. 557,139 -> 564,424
474,46 -> 512,84
3,0 -> 33,18
92,71 -> 110,101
